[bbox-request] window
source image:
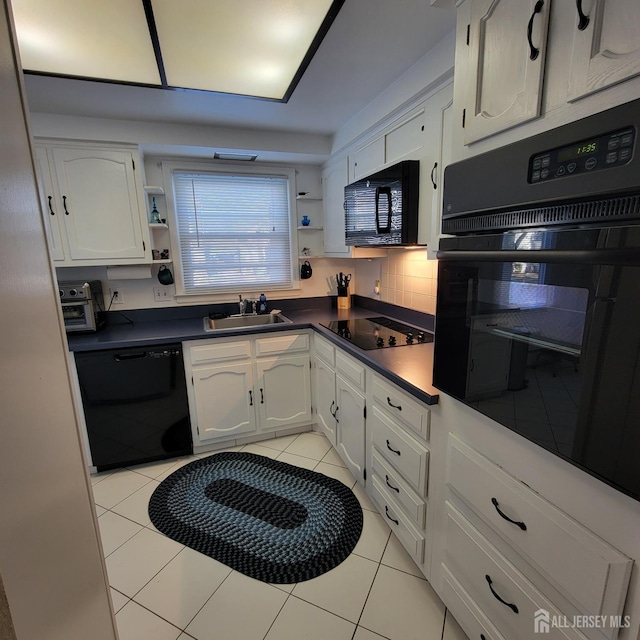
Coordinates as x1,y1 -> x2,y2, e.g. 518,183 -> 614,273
172,170 -> 293,294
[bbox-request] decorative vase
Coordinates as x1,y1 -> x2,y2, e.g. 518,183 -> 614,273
150,197 -> 162,224
301,215 -> 310,226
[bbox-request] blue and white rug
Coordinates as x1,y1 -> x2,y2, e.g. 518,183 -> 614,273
149,451 -> 363,583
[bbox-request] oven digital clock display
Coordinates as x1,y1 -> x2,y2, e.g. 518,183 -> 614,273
558,141 -> 598,162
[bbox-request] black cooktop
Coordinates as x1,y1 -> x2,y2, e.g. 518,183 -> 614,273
321,317 -> 433,350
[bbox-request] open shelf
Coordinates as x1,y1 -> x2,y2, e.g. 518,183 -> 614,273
149,222 -> 169,229
144,186 -> 165,195
296,195 -> 321,200
297,226 -> 323,230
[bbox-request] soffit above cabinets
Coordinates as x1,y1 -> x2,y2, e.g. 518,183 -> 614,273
12,0 -> 342,101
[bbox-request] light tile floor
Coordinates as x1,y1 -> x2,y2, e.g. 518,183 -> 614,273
91,431 -> 470,640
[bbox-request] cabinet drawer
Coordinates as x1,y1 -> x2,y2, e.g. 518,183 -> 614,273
446,435 -> 632,623
371,476 -> 425,565
372,374 -> 429,439
440,564 -> 507,640
254,333 -> 309,357
314,334 -> 335,366
335,350 -> 365,391
189,340 -> 251,365
443,502 -> 587,640
371,406 -> 429,495
371,448 -> 425,528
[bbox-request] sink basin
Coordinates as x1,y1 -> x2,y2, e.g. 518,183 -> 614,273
203,313 -> 291,332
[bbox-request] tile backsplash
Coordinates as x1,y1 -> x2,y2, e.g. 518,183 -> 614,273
380,248 -> 437,315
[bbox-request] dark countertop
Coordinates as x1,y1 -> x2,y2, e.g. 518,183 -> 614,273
67,300 -> 439,405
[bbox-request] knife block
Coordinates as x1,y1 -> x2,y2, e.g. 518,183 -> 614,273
337,293 -> 351,309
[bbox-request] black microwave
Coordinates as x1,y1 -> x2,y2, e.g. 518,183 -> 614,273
344,160 -> 419,246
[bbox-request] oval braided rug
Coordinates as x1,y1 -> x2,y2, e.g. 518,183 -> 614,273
148,451 -> 363,584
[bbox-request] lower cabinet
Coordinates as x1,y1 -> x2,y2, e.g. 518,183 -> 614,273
185,331 -> 312,447
367,374 -> 432,572
435,431 -> 633,640
335,374 -> 365,483
192,360 -> 257,440
313,335 -> 366,484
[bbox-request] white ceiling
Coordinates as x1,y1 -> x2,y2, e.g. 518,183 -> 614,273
21,0 -> 455,137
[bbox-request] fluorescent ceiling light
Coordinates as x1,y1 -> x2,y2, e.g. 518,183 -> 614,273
12,0 -> 161,85
214,152 -> 258,161
11,0 -> 344,101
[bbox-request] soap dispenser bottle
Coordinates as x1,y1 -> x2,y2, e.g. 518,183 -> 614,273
258,293 -> 267,314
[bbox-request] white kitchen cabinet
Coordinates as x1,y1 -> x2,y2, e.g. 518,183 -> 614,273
454,0 -> 640,156
350,136 -> 385,182
568,0 -> 640,102
255,354 -> 312,430
185,332 -> 312,447
314,355 -> 337,445
322,157 -> 351,257
463,0 -> 551,144
335,374 -> 366,483
35,142 -> 150,266
192,361 -> 257,441
429,387 -> 639,640
34,146 -> 65,262
367,372 -> 432,573
312,334 -> 366,483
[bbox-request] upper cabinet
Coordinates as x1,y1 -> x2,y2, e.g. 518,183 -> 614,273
568,0 -> 640,102
322,80 -> 453,255
322,157 -> 351,257
35,142 -> 150,266
455,0 -> 640,155
464,0 -> 551,145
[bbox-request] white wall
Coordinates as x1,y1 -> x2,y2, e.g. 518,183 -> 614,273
0,3 -> 116,637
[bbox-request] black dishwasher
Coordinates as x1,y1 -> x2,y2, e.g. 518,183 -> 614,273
75,344 -> 192,471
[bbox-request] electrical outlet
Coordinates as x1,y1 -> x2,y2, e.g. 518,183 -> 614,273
109,288 -> 124,304
153,286 -> 174,302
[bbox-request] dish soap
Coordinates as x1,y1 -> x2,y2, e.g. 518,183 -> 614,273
257,293 -> 268,314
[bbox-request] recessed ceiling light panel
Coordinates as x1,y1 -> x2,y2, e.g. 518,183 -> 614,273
11,0 -> 344,100
150,0 -> 335,99
12,0 -> 161,85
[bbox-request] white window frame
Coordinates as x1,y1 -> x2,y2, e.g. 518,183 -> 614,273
162,160 -> 300,300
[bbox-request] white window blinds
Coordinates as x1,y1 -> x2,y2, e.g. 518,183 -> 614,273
173,172 -> 292,294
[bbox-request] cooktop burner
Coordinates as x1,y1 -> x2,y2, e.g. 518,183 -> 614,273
320,317 -> 433,350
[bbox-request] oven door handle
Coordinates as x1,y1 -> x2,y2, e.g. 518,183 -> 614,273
61,301 -> 89,307
436,248 -> 640,266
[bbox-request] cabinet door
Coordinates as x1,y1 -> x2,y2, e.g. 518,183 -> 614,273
385,110 -> 425,166
192,362 -> 257,442
322,158 -> 351,256
336,375 -> 366,483
51,148 -> 146,261
34,147 -> 66,261
351,136 -> 385,181
314,357 -> 337,445
256,354 -> 312,431
569,0 -> 640,101
464,0 -> 551,144
426,97 -> 453,258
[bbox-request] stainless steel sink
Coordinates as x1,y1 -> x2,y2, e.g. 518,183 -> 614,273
203,313 -> 291,332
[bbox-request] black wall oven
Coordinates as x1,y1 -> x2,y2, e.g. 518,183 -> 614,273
433,98 -> 640,502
